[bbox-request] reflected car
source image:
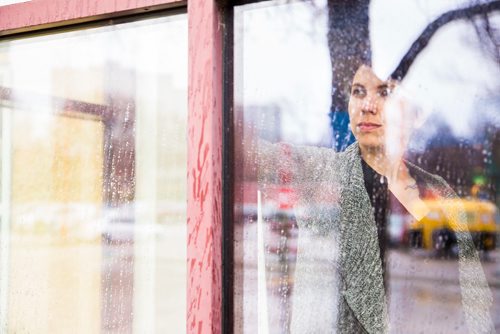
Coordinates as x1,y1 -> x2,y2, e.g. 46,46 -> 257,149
407,199 -> 498,253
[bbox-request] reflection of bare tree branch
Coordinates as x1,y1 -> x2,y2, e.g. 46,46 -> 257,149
390,1 -> 500,81
472,10 -> 500,62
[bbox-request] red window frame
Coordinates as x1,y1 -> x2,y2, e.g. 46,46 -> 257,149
0,0 -> 225,333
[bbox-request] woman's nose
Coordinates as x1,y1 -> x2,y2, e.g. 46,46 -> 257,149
361,95 -> 378,114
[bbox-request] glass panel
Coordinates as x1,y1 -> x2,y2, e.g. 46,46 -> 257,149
234,1 -> 499,333
0,14 -> 187,333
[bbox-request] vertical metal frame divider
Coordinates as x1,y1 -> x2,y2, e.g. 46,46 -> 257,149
221,3 -> 235,333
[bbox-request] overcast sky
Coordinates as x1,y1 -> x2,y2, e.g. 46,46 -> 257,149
236,0 -> 500,146
1,0 -> 498,147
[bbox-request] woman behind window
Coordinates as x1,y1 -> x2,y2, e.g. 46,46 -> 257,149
249,65 -> 493,333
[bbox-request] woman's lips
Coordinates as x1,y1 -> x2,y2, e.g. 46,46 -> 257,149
357,122 -> 381,132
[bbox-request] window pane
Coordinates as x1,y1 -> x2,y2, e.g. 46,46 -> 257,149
0,14 -> 187,333
234,1 -> 499,333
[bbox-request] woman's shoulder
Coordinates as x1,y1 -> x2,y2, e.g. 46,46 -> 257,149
405,161 -> 447,184
405,160 -> 455,198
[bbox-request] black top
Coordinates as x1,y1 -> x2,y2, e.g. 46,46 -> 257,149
361,159 -> 426,291
360,159 -> 389,285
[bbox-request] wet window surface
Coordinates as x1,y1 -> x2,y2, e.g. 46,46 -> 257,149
233,1 -> 499,333
0,14 -> 187,333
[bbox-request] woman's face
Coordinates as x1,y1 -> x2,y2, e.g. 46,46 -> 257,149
348,65 -> 396,152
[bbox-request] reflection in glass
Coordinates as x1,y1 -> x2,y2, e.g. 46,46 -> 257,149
0,14 -> 187,333
234,1 -> 499,333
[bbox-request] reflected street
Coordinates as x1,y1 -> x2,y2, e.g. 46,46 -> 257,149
387,249 -> 500,333
238,222 -> 500,333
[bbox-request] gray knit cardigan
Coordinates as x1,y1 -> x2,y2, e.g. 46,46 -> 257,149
256,141 -> 494,334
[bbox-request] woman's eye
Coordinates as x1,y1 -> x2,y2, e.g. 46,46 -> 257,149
352,87 -> 366,97
378,87 -> 392,97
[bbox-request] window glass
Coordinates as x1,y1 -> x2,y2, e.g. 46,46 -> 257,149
234,1 -> 499,333
0,14 -> 187,333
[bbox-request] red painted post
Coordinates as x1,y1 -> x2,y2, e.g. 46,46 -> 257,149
0,0 -> 184,35
187,0 -> 224,333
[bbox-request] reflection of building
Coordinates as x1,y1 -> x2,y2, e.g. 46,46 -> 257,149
407,120 -> 498,201
3,57 -> 187,333
6,65 -> 109,334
